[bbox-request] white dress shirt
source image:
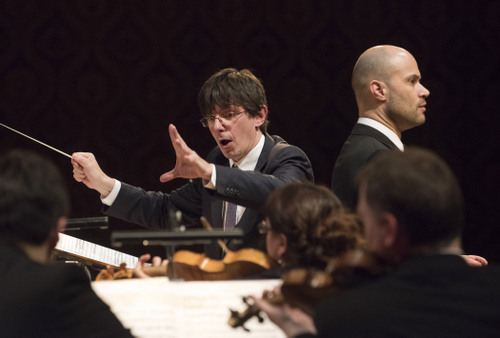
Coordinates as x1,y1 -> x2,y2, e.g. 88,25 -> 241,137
357,117 -> 404,151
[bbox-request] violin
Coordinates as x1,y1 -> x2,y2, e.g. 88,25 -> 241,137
167,216 -> 276,281
228,291 -> 284,332
96,247 -> 276,281
280,249 -> 390,316
167,247 -> 276,281
228,249 -> 392,331
96,217 -> 277,281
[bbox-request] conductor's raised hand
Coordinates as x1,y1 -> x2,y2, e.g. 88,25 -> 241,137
71,152 -> 115,197
159,124 -> 213,183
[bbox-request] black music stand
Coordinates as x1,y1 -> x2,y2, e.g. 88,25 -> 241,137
111,229 -> 244,258
65,216 -> 109,231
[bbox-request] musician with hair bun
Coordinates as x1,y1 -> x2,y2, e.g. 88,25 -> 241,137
227,182 -> 369,331
260,182 -> 364,271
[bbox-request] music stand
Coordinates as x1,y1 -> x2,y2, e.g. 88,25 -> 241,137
111,229 -> 244,258
66,216 -> 109,231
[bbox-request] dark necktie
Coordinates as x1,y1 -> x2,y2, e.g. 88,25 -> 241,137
225,201 -> 237,230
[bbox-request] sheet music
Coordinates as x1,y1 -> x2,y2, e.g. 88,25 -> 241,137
92,278 -> 286,338
55,232 -> 138,268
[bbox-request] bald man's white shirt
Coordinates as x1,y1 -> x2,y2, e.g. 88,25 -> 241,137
357,117 -> 404,151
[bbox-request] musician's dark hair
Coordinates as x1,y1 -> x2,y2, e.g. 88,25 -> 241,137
0,149 -> 70,245
357,147 -> 464,247
198,67 -> 269,133
263,182 -> 364,269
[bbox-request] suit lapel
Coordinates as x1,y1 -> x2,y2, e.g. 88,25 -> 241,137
254,133 -> 275,171
234,134 -> 274,234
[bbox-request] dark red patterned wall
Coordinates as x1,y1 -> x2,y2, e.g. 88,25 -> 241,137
2,0 -> 500,261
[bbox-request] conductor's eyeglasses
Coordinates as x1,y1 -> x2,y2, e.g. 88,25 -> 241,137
200,110 -> 246,128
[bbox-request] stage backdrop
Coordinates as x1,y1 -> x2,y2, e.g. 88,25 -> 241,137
1,0 -> 500,262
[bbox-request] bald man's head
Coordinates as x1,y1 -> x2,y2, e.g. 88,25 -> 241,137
351,45 -> 413,95
351,45 -> 430,135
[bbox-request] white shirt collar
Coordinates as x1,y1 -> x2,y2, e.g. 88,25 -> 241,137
357,117 -> 404,151
229,134 -> 265,170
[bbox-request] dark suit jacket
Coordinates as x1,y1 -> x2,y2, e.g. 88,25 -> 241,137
0,242 -> 133,338
331,123 -> 399,210
103,134 -> 314,257
313,255 -> 500,337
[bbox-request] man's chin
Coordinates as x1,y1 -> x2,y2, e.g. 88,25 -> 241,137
408,116 -> 426,129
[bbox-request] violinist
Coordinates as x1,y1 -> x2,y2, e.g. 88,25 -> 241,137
225,182 -> 367,332
71,68 -> 313,259
258,181 -> 364,275
254,148 -> 500,337
0,150 -> 132,337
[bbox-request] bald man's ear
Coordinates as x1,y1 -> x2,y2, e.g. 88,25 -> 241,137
369,80 -> 387,101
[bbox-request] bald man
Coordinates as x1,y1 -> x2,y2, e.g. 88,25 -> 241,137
331,45 -> 430,210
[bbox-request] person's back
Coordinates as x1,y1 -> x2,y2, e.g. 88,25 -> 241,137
315,254 -> 500,337
0,150 -> 132,338
0,242 -> 131,337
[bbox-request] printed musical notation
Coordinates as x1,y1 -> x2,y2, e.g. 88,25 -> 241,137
92,278 -> 285,338
55,232 -> 138,268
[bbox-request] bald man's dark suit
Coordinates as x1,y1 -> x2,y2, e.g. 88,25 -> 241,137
103,134 -> 314,257
331,123 -> 400,210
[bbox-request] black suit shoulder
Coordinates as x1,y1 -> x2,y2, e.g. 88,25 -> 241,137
331,124 -> 399,209
213,133 -> 314,207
